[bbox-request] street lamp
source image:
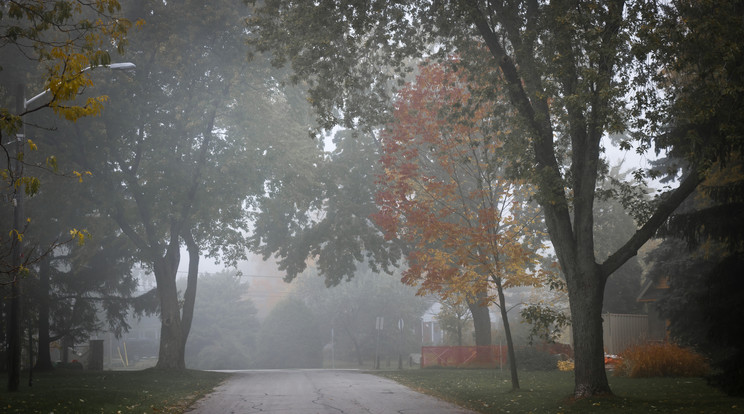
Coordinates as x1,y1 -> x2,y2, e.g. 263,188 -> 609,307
23,62 -> 137,110
6,62 -> 135,391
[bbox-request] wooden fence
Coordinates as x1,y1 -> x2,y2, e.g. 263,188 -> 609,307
602,313 -> 650,354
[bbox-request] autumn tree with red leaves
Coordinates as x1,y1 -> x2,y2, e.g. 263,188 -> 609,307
373,63 -> 548,390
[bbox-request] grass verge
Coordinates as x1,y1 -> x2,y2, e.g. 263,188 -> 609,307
375,369 -> 743,413
0,368 -> 230,414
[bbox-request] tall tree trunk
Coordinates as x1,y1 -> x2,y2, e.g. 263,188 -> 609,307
180,229 -> 200,365
494,277 -> 519,390
153,238 -> 185,369
34,257 -> 54,371
0,300 -> 6,373
60,336 -> 71,364
467,290 -> 492,346
467,289 -> 491,365
567,265 -> 610,397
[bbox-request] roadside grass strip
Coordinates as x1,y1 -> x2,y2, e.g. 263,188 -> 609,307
0,369 -> 230,414
375,369 -> 743,413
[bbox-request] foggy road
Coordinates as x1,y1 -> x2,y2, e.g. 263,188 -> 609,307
185,369 -> 477,414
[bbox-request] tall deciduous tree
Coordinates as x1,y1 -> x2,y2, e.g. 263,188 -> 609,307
373,62 -> 546,389
247,0 -> 742,397
43,0 -> 310,369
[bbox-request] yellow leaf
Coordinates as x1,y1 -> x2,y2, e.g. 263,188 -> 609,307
9,229 -> 23,242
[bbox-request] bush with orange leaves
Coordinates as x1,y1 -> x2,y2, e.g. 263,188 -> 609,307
614,342 -> 710,378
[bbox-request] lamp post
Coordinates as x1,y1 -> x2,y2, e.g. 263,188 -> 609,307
7,84 -> 26,392
6,62 -> 135,392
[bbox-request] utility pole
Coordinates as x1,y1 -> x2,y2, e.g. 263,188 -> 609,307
7,83 -> 26,392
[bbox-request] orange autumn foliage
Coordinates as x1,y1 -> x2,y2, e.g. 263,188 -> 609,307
373,61 -> 549,303
614,342 -> 710,378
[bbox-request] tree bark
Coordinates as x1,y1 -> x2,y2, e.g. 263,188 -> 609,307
566,264 -> 610,397
467,290 -> 492,365
180,229 -> 200,363
494,277 -> 520,390
153,235 -> 185,369
467,290 -> 492,346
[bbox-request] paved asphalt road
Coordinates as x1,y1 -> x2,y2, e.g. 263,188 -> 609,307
185,369 -> 477,414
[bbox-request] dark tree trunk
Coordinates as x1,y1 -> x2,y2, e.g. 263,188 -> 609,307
61,336 -> 71,363
467,289 -> 492,365
467,290 -> 492,346
34,257 -> 54,371
153,240 -> 185,370
7,274 -> 21,392
0,300 -> 6,373
494,277 -> 519,390
180,230 -> 199,362
567,264 -> 611,397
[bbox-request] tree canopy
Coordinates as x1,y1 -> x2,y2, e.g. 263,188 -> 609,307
31,0 -> 319,370
247,0 -> 744,397
373,61 -> 549,388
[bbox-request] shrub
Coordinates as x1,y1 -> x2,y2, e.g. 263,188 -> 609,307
557,359 -> 574,371
512,346 -> 558,371
614,342 -> 710,378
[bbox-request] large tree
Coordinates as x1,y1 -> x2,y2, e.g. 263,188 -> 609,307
43,0 -> 312,369
374,62 -> 547,389
247,0 -> 742,397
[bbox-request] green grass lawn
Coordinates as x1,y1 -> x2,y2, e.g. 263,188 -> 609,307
0,369 -> 230,414
375,369 -> 743,413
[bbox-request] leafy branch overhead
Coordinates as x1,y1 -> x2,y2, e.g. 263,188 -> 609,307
373,62 -> 549,302
247,0 -> 744,398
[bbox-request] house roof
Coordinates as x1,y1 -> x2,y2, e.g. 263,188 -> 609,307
637,276 -> 669,303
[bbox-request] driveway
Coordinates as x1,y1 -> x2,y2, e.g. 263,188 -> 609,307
185,369 -> 477,413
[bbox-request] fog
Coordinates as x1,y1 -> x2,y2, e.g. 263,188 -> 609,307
1,0 -> 741,399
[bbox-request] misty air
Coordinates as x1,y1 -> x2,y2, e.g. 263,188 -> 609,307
1,1 -> 742,413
